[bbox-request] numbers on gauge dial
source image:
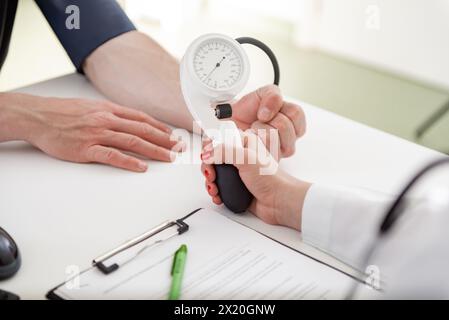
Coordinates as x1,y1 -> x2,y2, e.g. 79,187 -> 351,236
193,40 -> 243,90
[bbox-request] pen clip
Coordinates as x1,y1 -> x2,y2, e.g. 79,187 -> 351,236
93,220 -> 189,275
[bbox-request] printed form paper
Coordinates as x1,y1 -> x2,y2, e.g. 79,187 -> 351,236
52,209 -> 357,299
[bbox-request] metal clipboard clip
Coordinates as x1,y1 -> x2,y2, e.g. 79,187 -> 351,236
92,218 -> 190,275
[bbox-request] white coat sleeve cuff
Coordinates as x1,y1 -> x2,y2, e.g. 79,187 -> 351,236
301,184 -> 338,251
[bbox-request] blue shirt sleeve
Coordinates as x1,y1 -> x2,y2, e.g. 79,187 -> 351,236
35,0 -> 136,72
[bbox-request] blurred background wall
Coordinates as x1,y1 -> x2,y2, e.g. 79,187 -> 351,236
1,0 -> 448,152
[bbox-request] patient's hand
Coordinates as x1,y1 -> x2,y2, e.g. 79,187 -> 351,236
232,85 -> 306,158
201,132 -> 311,230
0,93 -> 184,172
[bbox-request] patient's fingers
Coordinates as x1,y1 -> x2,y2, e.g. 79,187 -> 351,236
101,131 -> 175,162
85,145 -> 147,172
108,102 -> 172,134
109,116 -> 179,151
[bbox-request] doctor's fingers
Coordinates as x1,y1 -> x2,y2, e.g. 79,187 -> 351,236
256,85 -> 283,122
205,180 -> 219,197
201,163 -> 216,183
280,102 -> 306,138
201,137 -> 213,150
212,196 -> 223,205
250,121 -> 281,160
99,131 -> 176,162
202,143 -> 262,171
267,113 -> 297,158
201,164 -> 222,205
201,131 -> 262,172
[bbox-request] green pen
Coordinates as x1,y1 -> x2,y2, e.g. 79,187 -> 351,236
168,244 -> 187,300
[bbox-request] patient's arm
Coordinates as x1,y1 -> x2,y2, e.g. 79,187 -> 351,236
84,30 -> 307,157
83,31 -> 194,131
0,92 -> 180,172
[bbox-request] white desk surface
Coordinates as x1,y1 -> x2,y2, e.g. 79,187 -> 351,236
0,73 -> 443,299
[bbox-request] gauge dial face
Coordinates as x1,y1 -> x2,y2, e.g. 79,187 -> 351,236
193,39 -> 243,90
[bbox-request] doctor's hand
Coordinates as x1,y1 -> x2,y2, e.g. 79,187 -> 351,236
1,93 -> 184,172
200,133 -> 311,230
231,85 -> 306,158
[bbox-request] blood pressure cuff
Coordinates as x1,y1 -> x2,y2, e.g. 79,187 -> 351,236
0,0 -> 18,70
35,0 -> 136,72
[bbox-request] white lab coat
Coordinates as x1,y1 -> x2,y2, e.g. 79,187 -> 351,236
301,184 -> 449,299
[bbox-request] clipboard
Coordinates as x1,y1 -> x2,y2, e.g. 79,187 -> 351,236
46,207 -> 364,300
47,208 -> 202,300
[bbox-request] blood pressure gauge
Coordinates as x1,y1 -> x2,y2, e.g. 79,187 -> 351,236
180,33 -> 280,213
192,36 -> 247,93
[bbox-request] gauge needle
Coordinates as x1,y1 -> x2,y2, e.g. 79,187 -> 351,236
205,56 -> 226,80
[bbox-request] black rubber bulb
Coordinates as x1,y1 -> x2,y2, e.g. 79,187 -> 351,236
214,164 -> 253,213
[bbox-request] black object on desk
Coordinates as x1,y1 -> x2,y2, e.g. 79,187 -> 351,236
0,227 -> 21,280
0,289 -> 20,300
